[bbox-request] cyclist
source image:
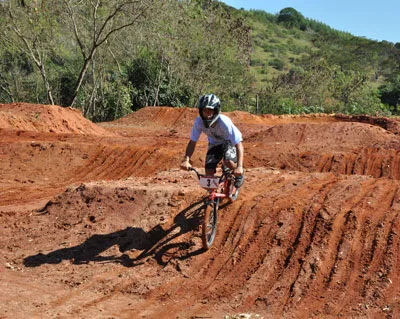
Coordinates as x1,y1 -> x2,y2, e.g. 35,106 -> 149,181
180,94 -> 244,190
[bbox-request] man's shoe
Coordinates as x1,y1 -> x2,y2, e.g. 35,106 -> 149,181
234,174 -> 244,189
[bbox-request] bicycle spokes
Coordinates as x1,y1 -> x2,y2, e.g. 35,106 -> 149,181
201,200 -> 218,250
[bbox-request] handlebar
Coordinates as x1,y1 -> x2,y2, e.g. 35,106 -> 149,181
187,166 -> 231,180
189,167 -> 201,179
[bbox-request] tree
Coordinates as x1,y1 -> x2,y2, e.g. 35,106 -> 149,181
61,0 -> 162,108
122,0 -> 252,110
277,7 -> 306,30
162,0 -> 253,106
259,58 -> 382,115
127,47 -> 192,110
379,74 -> 400,113
2,0 -> 59,104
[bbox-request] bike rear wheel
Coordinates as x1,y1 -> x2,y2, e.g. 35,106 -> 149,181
201,199 -> 218,250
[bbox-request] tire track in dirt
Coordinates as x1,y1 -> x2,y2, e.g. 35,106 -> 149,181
296,123 -> 307,145
4,167 -> 400,318
132,170 -> 400,318
279,176 -> 399,318
137,172 -> 332,315
358,188 -> 400,317
42,267 -> 144,318
249,145 -> 400,181
288,147 -> 400,179
66,144 -> 181,183
320,183 -> 380,316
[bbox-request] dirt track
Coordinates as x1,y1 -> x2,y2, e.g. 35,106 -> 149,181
1,103 -> 400,318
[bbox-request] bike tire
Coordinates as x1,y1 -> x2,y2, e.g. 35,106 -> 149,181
201,199 -> 218,250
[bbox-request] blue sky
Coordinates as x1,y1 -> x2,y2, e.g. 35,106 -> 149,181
221,0 -> 399,44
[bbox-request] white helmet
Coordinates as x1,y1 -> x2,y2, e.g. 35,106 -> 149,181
198,94 -> 221,128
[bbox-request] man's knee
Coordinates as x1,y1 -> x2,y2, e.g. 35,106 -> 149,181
223,159 -> 236,169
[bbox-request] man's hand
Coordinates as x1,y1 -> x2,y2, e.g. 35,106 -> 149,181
180,159 -> 192,171
181,141 -> 196,171
234,166 -> 244,176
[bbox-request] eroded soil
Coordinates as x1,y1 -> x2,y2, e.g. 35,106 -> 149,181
1,103 -> 400,318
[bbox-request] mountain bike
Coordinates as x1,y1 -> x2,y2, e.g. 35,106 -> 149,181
190,166 -> 240,250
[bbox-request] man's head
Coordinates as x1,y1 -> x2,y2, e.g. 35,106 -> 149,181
198,94 -> 221,128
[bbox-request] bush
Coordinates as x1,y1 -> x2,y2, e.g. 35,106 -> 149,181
127,48 -> 192,110
268,58 -> 285,70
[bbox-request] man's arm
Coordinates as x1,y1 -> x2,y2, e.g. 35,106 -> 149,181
234,141 -> 244,175
180,140 -> 197,170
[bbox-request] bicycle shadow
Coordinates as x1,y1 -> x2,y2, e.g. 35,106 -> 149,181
24,198 -> 207,268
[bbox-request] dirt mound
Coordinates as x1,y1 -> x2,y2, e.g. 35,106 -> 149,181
247,121 -> 395,148
111,106 -> 197,128
336,113 -> 400,135
2,104 -> 400,318
0,102 -> 112,135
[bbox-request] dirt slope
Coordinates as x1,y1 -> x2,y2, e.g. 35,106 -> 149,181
1,103 -> 400,318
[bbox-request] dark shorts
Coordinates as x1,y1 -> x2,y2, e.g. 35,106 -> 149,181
205,141 -> 237,172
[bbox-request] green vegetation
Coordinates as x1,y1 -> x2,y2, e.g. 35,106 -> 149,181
0,0 -> 399,120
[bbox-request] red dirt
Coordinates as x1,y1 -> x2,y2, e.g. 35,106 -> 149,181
1,103 -> 400,318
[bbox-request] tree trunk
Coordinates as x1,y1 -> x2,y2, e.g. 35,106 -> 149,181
39,64 -> 55,105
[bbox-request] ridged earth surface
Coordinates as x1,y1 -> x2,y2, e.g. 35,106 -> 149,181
1,103 -> 400,318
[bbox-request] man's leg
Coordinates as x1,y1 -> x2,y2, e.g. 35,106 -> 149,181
223,142 -> 244,188
222,141 -> 237,170
205,144 -> 224,175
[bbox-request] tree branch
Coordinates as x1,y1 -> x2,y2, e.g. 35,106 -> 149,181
64,0 -> 86,58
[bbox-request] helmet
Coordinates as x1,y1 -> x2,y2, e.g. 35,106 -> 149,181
198,94 -> 221,128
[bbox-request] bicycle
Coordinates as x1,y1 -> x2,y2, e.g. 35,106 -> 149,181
189,166 -> 240,250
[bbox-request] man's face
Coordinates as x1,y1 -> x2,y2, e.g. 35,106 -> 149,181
202,108 -> 215,120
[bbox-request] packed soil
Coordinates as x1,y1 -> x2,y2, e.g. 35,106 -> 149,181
1,102 -> 400,318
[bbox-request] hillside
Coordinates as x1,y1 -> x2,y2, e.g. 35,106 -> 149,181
242,7 -> 399,86
1,103 -> 400,318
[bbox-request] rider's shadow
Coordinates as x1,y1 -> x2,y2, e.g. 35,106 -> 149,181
24,198 -> 206,268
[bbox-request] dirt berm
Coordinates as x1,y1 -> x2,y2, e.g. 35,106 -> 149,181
1,103 -> 400,318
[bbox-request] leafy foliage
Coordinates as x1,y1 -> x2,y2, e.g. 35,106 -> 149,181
0,0 -> 399,119
277,7 -> 306,30
127,48 -> 192,110
379,74 -> 400,113
258,59 -> 385,115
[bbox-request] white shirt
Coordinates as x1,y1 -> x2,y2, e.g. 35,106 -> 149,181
190,114 -> 243,146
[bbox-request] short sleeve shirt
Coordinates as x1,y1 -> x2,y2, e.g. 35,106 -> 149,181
190,114 -> 243,146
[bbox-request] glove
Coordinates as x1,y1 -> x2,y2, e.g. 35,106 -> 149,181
180,159 -> 192,171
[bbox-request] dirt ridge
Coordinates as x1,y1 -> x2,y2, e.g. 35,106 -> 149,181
2,103 -> 400,318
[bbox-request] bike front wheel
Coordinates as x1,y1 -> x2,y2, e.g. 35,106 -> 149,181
201,199 -> 218,250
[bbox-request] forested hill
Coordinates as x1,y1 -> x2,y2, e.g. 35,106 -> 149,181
0,0 -> 399,121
